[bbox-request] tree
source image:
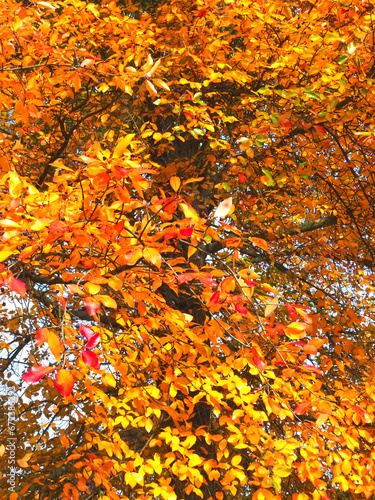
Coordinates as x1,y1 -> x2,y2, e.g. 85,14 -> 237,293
1,0 -> 375,498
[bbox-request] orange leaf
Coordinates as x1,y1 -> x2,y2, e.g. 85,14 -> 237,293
113,134 -> 135,158
46,330 -> 63,363
170,176 -> 181,192
249,237 -> 270,254
123,248 -> 143,266
54,370 -> 74,397
293,401 -> 312,415
67,284 -> 85,296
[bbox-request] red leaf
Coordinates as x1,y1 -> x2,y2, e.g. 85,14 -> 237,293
238,173 -> 247,183
315,125 -> 327,134
35,328 -> 49,346
293,401 -> 312,415
82,350 -> 100,369
80,324 -> 95,340
22,366 -> 55,383
197,8 -> 207,18
183,111 -> 195,119
8,276 -> 27,297
251,347 -> 265,372
58,296 -> 66,310
164,231 -> 178,241
86,333 -> 100,350
0,264 -> 5,272
54,370 -> 74,397
301,364 -> 323,375
235,303 -> 248,316
179,227 -> 193,237
286,302 -> 297,321
209,290 -> 220,305
84,297 -> 100,316
80,324 -> 100,348
243,279 -> 257,287
198,275 -> 216,286
49,220 -> 68,232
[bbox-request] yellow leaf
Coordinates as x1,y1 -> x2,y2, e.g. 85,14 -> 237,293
143,247 -> 162,269
36,1 -> 56,9
108,276 -> 123,291
285,322 -> 307,340
0,444 -> 5,456
0,219 -> 20,228
170,176 -> 181,192
153,78 -> 170,91
84,282 -> 101,295
30,219 -> 52,231
238,269 -> 260,279
98,295 -> 117,309
261,283 -> 278,294
188,246 -> 197,259
47,331 -> 62,363
113,134 -> 135,158
0,250 -> 13,262
180,203 -> 199,222
102,373 -> 116,388
273,464 -> 292,478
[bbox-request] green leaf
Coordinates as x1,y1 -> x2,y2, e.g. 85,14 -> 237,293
347,42 -> 356,54
337,55 -> 348,65
304,92 -> 320,100
262,168 -> 273,181
270,114 -> 279,124
310,34 -> 322,41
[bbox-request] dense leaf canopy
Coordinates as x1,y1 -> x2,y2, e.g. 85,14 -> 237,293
1,0 -> 375,499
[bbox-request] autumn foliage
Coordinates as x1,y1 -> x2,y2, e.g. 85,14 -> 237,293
1,0 -> 375,498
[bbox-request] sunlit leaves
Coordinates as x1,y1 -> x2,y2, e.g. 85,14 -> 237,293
1,0 -> 375,498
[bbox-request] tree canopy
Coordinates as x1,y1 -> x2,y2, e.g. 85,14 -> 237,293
1,0 -> 375,499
